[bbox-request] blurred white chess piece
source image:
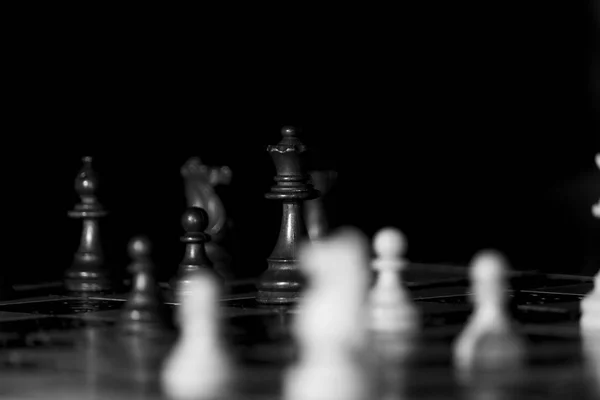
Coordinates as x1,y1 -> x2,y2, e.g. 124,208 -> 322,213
369,227 -> 419,335
453,250 -> 526,383
284,228 -> 374,400
593,154 -> 600,218
581,271 -> 600,333
581,271 -> 600,394
161,270 -> 233,400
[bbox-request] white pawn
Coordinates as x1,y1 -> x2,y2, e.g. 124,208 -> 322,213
284,228 -> 373,400
161,270 -> 233,400
581,271 -> 600,333
452,250 -> 526,381
593,153 -> 600,218
369,227 -> 419,334
581,271 -> 600,388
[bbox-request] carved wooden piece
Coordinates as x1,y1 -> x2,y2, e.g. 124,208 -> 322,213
65,157 -> 111,292
256,127 -> 319,304
181,158 -> 233,280
119,236 -> 172,335
172,207 -> 219,299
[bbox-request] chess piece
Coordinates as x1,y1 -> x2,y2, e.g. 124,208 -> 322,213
181,157 -> 234,279
256,126 -> 319,304
369,227 -> 419,334
581,271 -> 600,395
171,207 -> 220,300
304,169 -> 337,241
118,236 -> 172,335
593,153 -> 600,218
65,156 -> 111,292
581,270 -> 600,332
453,250 -> 526,382
161,269 -> 234,400
284,228 -> 374,400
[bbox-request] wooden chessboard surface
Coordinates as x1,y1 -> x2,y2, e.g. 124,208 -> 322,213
0,264 -> 596,399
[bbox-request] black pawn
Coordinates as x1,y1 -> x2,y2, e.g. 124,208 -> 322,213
65,156 -> 111,292
256,126 -> 319,304
119,236 -> 172,335
171,207 -> 220,297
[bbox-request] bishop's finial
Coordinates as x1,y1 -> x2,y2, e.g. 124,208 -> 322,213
72,156 -> 104,214
75,157 -> 95,191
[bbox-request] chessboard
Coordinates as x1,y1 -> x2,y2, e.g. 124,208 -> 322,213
0,263 -> 596,400
1,128 -> 593,399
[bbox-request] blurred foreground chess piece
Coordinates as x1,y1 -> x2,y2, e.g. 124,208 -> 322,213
119,236 -> 172,335
65,157 -> 111,292
580,270 -> 600,393
181,157 -> 234,280
161,269 -> 234,400
453,250 -> 526,383
593,153 -> 600,218
581,268 -> 600,333
369,227 -> 419,334
171,207 -> 222,300
304,169 -> 337,241
283,228 -> 374,400
256,127 -> 319,304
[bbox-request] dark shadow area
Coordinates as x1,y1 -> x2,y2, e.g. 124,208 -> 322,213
2,3 -> 598,285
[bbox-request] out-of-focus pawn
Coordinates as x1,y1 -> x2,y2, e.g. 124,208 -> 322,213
161,269 -> 234,400
171,207 -> 222,301
453,250 -> 526,383
581,269 -> 600,388
581,271 -> 600,333
369,227 -> 419,335
283,228 -> 374,400
118,236 -> 172,335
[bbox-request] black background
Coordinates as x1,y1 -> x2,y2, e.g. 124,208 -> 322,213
2,4 -> 599,285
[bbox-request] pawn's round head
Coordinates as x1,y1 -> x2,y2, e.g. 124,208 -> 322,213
128,236 -> 151,259
373,227 -> 407,259
181,207 -> 209,233
470,250 -> 509,283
